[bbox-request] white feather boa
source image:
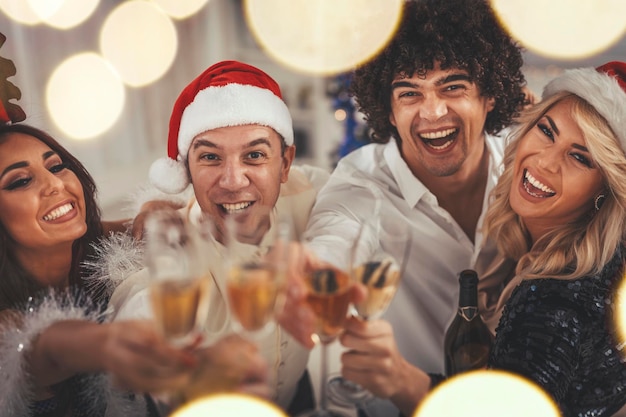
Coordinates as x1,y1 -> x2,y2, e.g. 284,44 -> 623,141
83,232 -> 145,300
0,291 -> 146,416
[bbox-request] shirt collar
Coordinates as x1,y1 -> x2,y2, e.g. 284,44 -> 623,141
383,138 -> 429,208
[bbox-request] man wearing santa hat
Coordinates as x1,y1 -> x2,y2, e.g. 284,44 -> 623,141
110,60 -> 331,414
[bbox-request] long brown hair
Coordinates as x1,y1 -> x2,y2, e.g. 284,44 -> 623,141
0,123 -> 104,310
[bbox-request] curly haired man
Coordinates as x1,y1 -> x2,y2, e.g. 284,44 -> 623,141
297,0 -> 529,415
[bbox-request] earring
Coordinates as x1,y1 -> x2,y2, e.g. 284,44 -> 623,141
594,194 -> 606,211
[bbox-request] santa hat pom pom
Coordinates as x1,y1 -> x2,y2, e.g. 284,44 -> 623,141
149,157 -> 189,194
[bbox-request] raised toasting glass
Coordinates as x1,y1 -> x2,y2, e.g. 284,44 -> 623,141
144,210 -> 211,348
327,215 -> 412,410
297,260 -> 354,417
225,212 -> 291,339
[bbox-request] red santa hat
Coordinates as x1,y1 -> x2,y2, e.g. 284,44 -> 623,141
542,61 -> 626,151
149,60 -> 293,194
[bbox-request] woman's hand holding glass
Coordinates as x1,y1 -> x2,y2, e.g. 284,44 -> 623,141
102,319 -> 196,394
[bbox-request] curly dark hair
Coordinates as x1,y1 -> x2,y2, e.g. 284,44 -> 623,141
351,0 -> 526,143
0,123 -> 104,311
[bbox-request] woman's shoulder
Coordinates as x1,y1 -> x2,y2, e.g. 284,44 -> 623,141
512,245 -> 625,317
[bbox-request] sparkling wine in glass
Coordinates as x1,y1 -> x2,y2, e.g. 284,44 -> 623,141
328,218 -> 412,410
144,210 -> 211,347
225,211 -> 290,339
297,262 -> 354,417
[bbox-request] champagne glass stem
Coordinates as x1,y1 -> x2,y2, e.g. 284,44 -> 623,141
319,342 -> 330,412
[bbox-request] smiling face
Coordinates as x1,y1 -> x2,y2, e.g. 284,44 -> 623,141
0,132 -> 87,253
187,124 -> 294,245
509,97 -> 605,242
388,63 -> 495,180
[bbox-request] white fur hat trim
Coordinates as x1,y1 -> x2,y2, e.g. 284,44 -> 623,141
543,67 -> 626,150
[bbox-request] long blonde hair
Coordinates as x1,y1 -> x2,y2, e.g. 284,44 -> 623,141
484,91 -> 626,280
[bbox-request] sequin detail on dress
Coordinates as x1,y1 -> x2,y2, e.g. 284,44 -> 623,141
490,246 -> 626,417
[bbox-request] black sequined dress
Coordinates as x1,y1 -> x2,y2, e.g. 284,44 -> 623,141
489,246 -> 626,416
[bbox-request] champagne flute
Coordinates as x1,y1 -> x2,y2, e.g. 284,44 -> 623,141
225,209 -> 291,339
327,217 -> 412,410
296,255 -> 355,417
144,210 -> 211,348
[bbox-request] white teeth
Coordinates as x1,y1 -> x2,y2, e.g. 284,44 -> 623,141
420,128 -> 456,140
429,139 -> 453,151
43,203 -> 73,221
221,202 -> 251,214
524,171 -> 555,194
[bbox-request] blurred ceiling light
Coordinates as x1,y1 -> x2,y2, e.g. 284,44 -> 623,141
100,0 -> 177,87
27,0 -> 100,29
26,0 -> 63,20
151,0 -> 210,19
244,0 -> 403,76
0,0 -> 41,25
334,109 -> 347,122
414,370 -> 560,417
171,394 -> 287,417
491,0 -> 626,60
46,52 -> 125,140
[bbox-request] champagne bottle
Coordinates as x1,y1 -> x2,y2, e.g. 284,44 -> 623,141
444,269 -> 493,376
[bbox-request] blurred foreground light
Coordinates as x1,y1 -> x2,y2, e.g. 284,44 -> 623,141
244,0 -> 403,76
491,0 -> 626,60
0,0 -> 41,25
26,0 -> 63,20
414,370 -> 560,417
27,0 -> 100,29
151,0 -> 210,19
46,52 -> 125,140
100,0 -> 177,87
616,270 -> 626,358
171,394 -> 287,417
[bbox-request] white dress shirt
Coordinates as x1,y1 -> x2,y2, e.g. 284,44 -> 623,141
304,135 -> 513,416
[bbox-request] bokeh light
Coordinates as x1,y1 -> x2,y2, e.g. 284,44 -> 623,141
26,0 -> 63,20
150,0 -> 210,20
28,0 -> 100,29
244,0 -> 403,76
615,271 -> 626,358
100,0 -> 178,87
0,0 -> 42,25
46,52 -> 125,140
171,394 -> 287,417
414,370 -> 560,417
334,109 -> 347,122
490,0 -> 626,60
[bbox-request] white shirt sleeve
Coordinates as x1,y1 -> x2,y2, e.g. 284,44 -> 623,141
109,267 -> 154,321
303,176 -> 381,271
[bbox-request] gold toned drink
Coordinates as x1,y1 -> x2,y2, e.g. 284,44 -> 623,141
353,259 -> 400,320
326,217 -> 412,411
227,262 -> 280,332
150,277 -> 210,345
305,266 -> 352,343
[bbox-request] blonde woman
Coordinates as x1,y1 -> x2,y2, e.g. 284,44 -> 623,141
481,61 -> 626,417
